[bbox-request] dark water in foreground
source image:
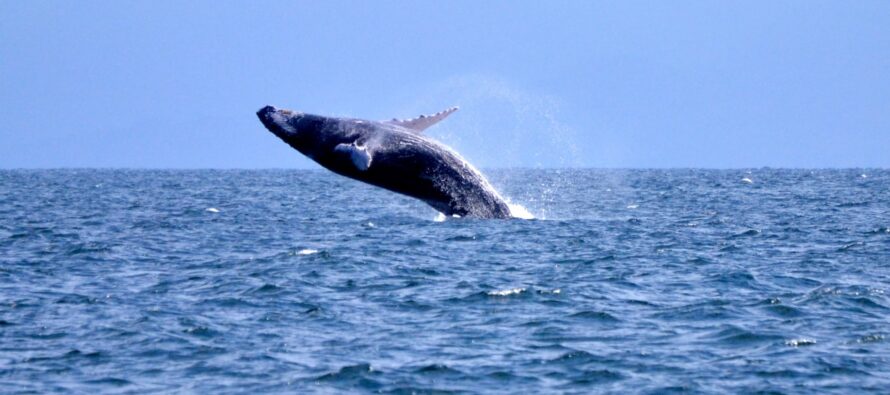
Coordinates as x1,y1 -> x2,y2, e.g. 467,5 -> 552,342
1,169 -> 889,393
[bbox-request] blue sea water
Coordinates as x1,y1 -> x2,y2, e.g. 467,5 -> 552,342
1,168 -> 888,393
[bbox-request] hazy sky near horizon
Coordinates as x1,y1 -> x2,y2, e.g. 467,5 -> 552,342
1,1 -> 888,168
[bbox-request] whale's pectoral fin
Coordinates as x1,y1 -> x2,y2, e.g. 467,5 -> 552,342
385,106 -> 458,133
334,143 -> 372,171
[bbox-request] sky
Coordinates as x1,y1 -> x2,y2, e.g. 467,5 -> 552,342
1,1 -> 888,169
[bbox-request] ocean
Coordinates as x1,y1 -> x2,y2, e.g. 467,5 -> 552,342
1,169 -> 888,393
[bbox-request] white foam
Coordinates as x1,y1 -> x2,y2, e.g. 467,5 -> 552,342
626,204 -> 639,209
785,338 -> 816,347
205,207 -> 220,213
861,174 -> 868,178
508,203 -> 534,219
487,287 -> 526,296
741,177 -> 753,184
297,249 -> 319,255
432,212 -> 462,221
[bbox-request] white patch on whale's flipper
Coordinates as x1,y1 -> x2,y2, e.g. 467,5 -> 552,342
335,143 -> 372,171
386,106 -> 458,133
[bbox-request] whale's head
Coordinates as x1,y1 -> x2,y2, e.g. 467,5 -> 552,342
257,105 -> 309,139
257,105 -> 331,156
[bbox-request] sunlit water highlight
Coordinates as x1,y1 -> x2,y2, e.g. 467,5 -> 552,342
1,169 -> 889,393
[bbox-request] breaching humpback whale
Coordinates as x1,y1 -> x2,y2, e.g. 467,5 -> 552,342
257,105 -> 512,219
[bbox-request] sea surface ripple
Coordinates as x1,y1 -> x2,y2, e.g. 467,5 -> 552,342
1,169 -> 889,393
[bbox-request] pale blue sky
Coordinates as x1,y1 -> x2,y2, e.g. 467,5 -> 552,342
1,1 -> 888,168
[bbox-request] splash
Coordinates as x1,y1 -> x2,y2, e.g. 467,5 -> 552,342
508,203 -> 534,219
395,75 -> 586,220
487,287 -> 526,297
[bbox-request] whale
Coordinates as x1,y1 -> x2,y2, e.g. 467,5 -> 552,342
257,105 -> 513,219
